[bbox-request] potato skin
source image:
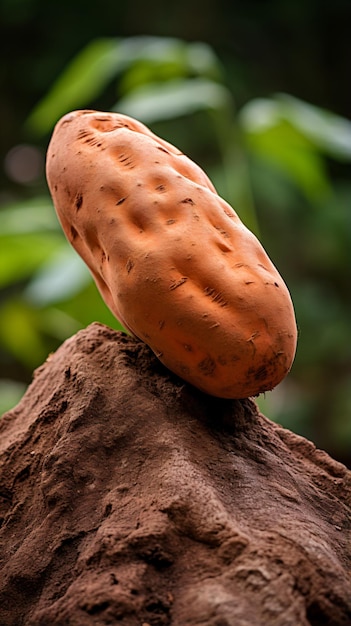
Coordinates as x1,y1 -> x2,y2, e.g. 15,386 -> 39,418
46,109 -> 297,398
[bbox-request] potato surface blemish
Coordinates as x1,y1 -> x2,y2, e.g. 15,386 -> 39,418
46,109 -> 298,399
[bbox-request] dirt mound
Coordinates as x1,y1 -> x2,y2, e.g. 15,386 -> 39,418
0,323 -> 350,625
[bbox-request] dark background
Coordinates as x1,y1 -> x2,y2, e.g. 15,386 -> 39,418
1,0 -> 350,156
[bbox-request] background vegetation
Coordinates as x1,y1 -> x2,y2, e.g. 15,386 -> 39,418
1,0 -> 350,466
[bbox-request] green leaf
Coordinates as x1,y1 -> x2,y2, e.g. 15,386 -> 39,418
114,78 -> 232,124
241,117 -> 331,201
25,245 -> 92,305
185,41 -> 222,78
0,233 -> 64,288
0,379 -> 27,417
0,300 -> 49,368
36,308 -> 83,342
276,94 -> 351,161
239,94 -> 351,161
0,197 -> 58,234
26,38 -> 121,135
26,36 -> 223,137
119,40 -> 222,94
119,59 -> 188,95
56,281 -> 124,331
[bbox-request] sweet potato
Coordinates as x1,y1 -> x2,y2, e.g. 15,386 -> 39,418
46,109 -> 297,398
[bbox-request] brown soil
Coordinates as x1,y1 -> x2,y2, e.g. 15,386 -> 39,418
0,323 -> 350,625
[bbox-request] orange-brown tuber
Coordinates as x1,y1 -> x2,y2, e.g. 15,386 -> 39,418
46,110 -> 297,398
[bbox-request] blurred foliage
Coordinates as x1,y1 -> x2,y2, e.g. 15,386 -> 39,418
1,33 -> 350,466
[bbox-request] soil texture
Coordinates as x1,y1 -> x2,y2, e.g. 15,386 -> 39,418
0,323 -> 350,625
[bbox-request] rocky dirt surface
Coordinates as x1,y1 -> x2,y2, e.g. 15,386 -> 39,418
0,322 -> 350,625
